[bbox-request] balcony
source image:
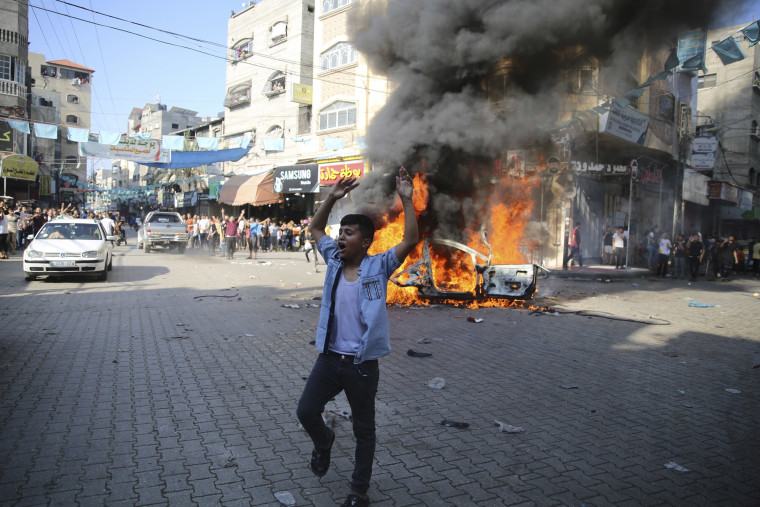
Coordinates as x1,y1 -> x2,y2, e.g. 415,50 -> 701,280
0,79 -> 27,100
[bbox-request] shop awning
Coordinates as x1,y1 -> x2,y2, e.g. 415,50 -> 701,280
218,172 -> 283,206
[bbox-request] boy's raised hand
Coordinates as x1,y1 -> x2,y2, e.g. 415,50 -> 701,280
396,166 -> 413,200
329,176 -> 359,200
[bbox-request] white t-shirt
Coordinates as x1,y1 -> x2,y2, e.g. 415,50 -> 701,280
612,232 -> 625,248
198,218 -> 211,233
659,238 -> 672,256
100,217 -> 115,235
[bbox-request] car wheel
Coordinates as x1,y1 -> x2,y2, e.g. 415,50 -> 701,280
97,269 -> 108,281
24,273 -> 36,282
145,243 -> 151,253
178,244 -> 186,254
107,256 -> 113,271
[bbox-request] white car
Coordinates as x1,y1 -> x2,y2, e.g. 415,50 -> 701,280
23,218 -> 115,281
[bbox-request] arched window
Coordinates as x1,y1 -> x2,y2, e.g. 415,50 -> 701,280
266,125 -> 283,137
66,114 -> 79,124
320,42 -> 358,71
264,71 -> 286,96
233,38 -> 253,60
319,101 -> 356,130
271,22 -> 287,43
66,94 -> 79,104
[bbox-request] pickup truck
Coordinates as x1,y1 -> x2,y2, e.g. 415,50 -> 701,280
137,211 -> 189,253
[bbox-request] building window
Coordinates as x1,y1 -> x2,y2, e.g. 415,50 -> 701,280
66,114 -> 79,124
224,80 -> 252,108
319,101 -> 356,130
264,71 -> 286,96
59,69 -> 90,84
267,125 -> 283,137
322,0 -> 355,14
698,74 -> 717,89
66,94 -> 79,104
320,42 -> 358,71
171,123 -> 179,129
65,155 -> 78,164
0,55 -> 24,82
750,167 -> 756,186
271,22 -> 287,44
232,38 -> 253,60
752,120 -> 760,139
40,65 -> 57,78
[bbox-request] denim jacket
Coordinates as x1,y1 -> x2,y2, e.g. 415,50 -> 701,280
315,235 -> 401,363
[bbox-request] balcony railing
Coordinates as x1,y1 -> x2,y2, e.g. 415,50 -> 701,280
0,79 -> 27,100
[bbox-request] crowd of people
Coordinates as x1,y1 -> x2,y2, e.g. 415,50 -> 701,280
180,213 -> 319,263
641,225 -> 759,281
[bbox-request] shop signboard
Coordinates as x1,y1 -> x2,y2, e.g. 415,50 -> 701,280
691,135 -> 718,169
290,83 -> 313,105
319,159 -> 365,185
599,104 -> 649,145
273,164 -> 319,193
708,181 -> 738,203
682,168 -> 710,206
0,154 -> 39,180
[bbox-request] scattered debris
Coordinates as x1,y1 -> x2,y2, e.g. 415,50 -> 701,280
282,304 -> 301,309
664,462 -> 690,473
724,388 -> 742,394
407,349 -> 432,358
494,420 -> 525,433
330,409 -> 352,421
663,352 -> 679,358
193,293 -> 240,300
417,338 -> 433,344
309,340 -> 315,345
427,377 -> 446,389
440,420 -> 469,429
274,491 -> 296,506
631,283 -> 639,287
245,334 -> 255,337
688,301 -> 714,308
559,384 -> 579,389
466,317 -> 484,323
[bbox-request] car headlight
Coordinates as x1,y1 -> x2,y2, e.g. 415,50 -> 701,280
82,251 -> 100,258
26,249 -> 44,258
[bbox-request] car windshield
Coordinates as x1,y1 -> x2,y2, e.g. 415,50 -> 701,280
38,223 -> 102,240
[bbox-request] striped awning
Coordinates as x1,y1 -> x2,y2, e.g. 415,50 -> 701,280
218,171 -> 283,206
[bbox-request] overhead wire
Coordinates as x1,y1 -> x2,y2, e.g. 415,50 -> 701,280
86,0 -> 121,132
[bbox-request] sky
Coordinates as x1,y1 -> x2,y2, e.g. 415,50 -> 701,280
26,0 -> 760,138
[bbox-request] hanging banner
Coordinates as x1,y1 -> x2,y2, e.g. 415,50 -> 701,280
79,138 -> 171,163
0,154 -> 39,180
677,29 -> 707,70
0,121 -> 13,152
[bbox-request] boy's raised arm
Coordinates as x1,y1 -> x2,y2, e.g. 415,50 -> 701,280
394,167 -> 419,262
309,176 -> 359,242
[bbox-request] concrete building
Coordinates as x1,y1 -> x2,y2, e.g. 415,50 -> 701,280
28,54 -> 94,204
696,22 -> 759,237
223,0 -> 315,176
311,0 -> 391,221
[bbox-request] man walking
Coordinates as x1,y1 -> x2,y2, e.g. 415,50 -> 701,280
296,168 -> 418,507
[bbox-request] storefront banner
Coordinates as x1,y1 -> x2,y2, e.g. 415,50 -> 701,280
739,189 -> 754,211
174,191 -> 198,208
708,181 -> 738,203
0,154 -> 39,180
273,164 -> 319,193
79,138 -> 171,163
692,135 -> 718,169
319,160 -> 366,185
682,168 -> 710,206
599,104 -> 649,145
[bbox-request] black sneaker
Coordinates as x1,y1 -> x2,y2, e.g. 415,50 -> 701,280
310,429 -> 334,477
341,493 -> 369,506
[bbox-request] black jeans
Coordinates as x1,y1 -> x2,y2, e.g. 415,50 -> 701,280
296,353 -> 379,495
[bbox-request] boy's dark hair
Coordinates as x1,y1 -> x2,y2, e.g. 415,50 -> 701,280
341,214 -> 375,240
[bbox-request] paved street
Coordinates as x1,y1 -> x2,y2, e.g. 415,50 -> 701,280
1,240 -> 759,506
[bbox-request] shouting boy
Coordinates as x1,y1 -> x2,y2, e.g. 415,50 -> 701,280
296,167 -> 418,507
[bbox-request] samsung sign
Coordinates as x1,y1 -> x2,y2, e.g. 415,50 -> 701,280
273,164 -> 319,193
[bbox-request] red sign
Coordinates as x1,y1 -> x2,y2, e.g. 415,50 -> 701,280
319,160 -> 365,185
708,181 -> 738,203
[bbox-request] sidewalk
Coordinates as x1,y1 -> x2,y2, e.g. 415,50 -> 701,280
546,261 -> 651,279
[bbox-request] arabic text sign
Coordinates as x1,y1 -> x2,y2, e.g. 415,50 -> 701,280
79,138 -> 171,163
1,154 -> 39,180
678,29 -> 707,67
319,160 -> 365,185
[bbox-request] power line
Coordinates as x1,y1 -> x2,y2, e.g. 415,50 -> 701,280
87,0 -> 120,131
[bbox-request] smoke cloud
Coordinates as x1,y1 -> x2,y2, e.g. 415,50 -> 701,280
347,0 -> 743,240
